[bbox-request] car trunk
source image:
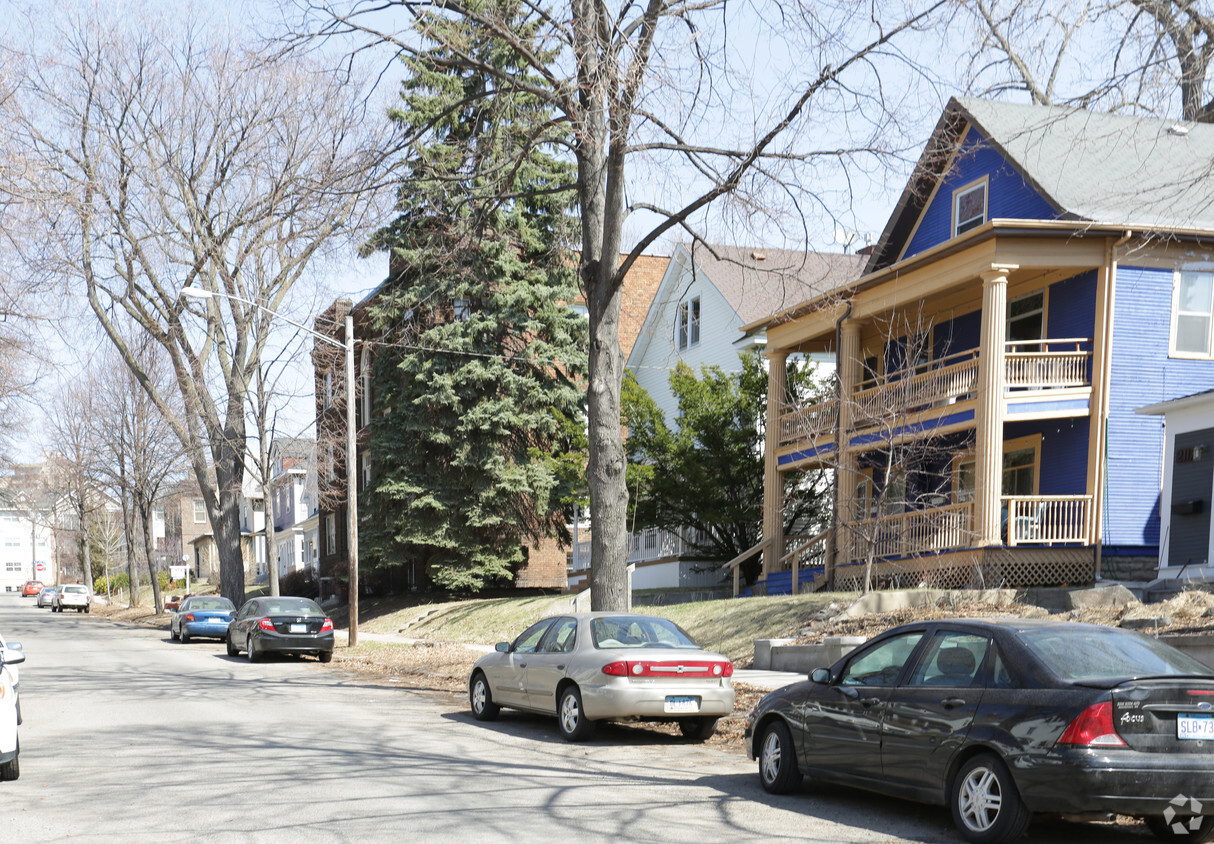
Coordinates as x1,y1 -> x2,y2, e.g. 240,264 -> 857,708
1110,678 -> 1214,753
266,616 -> 325,635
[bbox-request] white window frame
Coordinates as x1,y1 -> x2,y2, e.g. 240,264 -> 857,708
193,500 -> 207,524
325,513 -> 336,555
323,371 -> 333,409
952,177 -> 988,237
1171,269 -> 1214,359
676,297 -> 701,351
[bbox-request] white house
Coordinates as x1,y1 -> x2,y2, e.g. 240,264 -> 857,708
266,438 -> 319,582
566,244 -> 864,591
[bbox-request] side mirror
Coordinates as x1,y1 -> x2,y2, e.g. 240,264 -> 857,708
495,642 -> 510,653
810,667 -> 831,684
2,649 -> 25,666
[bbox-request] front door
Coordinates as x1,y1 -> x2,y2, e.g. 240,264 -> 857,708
485,618 -> 554,708
522,617 -> 579,713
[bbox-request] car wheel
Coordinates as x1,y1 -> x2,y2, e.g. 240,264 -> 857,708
84,605 -> 89,613
951,753 -> 1031,844
0,742 -> 18,782
758,720 -> 802,794
1146,813 -> 1214,843
247,637 -> 260,663
226,633 -> 239,657
318,651 -> 333,663
469,672 -> 500,722
180,631 -> 191,644
170,626 -> 179,641
679,716 -> 719,742
557,686 -> 594,741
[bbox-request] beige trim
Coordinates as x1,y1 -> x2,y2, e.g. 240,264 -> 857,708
897,122 -> 971,264
763,351 -> 788,577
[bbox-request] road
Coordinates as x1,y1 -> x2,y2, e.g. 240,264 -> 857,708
0,594 -> 1154,843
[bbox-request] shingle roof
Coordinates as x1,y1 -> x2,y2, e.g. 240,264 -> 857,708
682,244 -> 865,324
869,96 -> 1214,273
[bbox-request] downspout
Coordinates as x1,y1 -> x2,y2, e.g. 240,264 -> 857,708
1095,230 -> 1131,580
828,300 -> 854,589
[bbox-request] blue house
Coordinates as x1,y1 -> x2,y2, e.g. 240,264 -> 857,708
746,96 -> 1214,594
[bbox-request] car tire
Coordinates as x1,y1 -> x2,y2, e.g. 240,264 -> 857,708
180,631 -> 191,644
170,627 -> 179,641
226,633 -> 239,657
84,605 -> 89,613
557,686 -> 594,742
1146,813 -> 1214,843
247,637 -> 260,663
0,744 -> 17,782
318,651 -> 333,663
679,716 -> 719,742
469,672 -> 501,721
758,720 -> 802,794
951,753 -> 1031,844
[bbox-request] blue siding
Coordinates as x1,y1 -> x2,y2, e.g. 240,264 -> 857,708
1047,271 -> 1097,340
1005,418 -> 1089,495
1106,265 -> 1214,549
905,127 -> 1057,260
935,309 -> 981,359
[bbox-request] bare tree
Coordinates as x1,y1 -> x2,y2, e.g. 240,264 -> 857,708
293,0 -> 947,610
0,8 -> 395,604
44,380 -> 104,594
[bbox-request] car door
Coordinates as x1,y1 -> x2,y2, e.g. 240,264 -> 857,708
233,600 -> 259,645
485,619 -> 555,708
522,617 -> 578,713
880,629 -> 991,793
803,629 -> 926,787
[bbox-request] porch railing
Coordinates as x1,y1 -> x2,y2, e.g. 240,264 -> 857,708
852,348 -> 979,425
778,396 -> 837,449
1003,495 -> 1092,546
1004,339 -> 1091,390
842,502 -> 973,561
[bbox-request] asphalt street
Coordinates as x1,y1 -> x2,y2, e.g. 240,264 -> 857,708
0,593 -> 1155,843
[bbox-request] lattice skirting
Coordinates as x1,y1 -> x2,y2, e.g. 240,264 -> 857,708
831,547 -> 1097,592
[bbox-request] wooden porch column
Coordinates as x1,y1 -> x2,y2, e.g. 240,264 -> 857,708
974,268 -> 1013,546
833,319 -> 862,572
764,350 -> 789,579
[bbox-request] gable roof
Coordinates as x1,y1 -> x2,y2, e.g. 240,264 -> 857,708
680,244 -> 865,325
868,96 -> 1214,273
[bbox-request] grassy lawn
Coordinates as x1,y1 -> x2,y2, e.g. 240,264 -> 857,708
357,590 -> 858,663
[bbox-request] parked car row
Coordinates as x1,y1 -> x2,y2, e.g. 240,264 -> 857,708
166,595 -> 335,664
29,583 -> 91,613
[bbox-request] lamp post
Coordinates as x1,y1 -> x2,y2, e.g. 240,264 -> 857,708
180,286 -> 360,647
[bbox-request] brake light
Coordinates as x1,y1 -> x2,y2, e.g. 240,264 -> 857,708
1058,701 -> 1126,747
600,660 -> 733,677
258,618 -> 276,632
602,661 -> 629,676
321,618 -> 334,633
185,614 -> 195,622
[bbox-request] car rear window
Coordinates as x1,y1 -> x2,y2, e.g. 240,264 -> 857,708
263,598 -> 322,615
590,616 -> 700,649
63,585 -> 86,594
192,599 -> 234,611
1020,626 -> 1212,682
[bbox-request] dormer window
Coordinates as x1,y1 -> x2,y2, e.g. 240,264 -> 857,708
676,297 -> 700,350
953,178 -> 988,236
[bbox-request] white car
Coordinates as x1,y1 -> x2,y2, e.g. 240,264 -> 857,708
52,584 -> 90,613
0,640 -> 24,781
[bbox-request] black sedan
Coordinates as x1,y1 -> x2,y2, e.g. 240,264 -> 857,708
226,597 -> 334,663
744,618 -> 1214,844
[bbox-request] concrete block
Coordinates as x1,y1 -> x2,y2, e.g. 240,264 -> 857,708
1120,615 -> 1172,630
753,638 -> 795,671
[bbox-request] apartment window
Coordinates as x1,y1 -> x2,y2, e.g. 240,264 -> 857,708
1002,435 -> 1041,496
4,561 -> 20,572
1173,270 -> 1214,358
1007,291 -> 1045,349
860,354 -> 880,390
676,297 -> 701,350
953,178 -> 988,237
4,540 -> 20,548
361,453 -> 372,490
454,298 -> 471,321
323,371 -> 334,409
953,456 -> 976,504
325,513 -> 336,555
360,346 -> 372,427
193,500 -> 206,524
855,473 -> 876,521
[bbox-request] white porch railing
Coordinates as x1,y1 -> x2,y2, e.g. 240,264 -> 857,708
1003,495 -> 1092,546
1004,339 -> 1091,390
843,502 -> 973,561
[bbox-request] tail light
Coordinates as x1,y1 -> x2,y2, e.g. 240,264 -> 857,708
1058,701 -> 1126,747
257,618 -> 276,632
321,618 -> 334,633
185,614 -> 195,622
601,660 -> 733,678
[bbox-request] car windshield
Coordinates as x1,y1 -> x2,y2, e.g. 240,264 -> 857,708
590,616 -> 700,649
263,598 -> 322,615
1021,626 -> 1213,681
190,598 -> 234,612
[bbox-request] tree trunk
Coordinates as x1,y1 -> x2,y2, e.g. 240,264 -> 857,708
122,491 -> 139,608
140,503 -> 162,614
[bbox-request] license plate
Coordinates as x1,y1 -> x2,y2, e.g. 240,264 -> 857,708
1178,714 -> 1214,740
289,624 -> 307,634
664,695 -> 699,714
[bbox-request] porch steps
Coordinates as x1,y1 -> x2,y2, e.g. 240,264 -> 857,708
741,566 -> 825,597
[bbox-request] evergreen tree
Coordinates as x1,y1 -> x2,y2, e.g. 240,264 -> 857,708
363,0 -> 586,592
622,352 -> 830,586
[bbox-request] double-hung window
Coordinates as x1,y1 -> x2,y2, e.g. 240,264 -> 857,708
1173,270 -> 1214,358
953,178 -> 988,237
676,297 -> 700,350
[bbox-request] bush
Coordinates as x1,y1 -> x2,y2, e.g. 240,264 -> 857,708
95,573 -> 130,593
279,568 -> 318,598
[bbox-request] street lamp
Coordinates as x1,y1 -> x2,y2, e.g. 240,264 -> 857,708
180,286 -> 361,647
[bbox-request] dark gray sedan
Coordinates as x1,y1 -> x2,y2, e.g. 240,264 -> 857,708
226,597 -> 334,663
745,618 -> 1214,844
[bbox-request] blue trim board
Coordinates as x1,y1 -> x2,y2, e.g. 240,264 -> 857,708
779,442 -> 835,466
849,409 -> 976,447
1005,397 -> 1089,415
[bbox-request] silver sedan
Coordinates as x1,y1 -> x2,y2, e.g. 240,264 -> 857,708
468,612 -> 735,742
